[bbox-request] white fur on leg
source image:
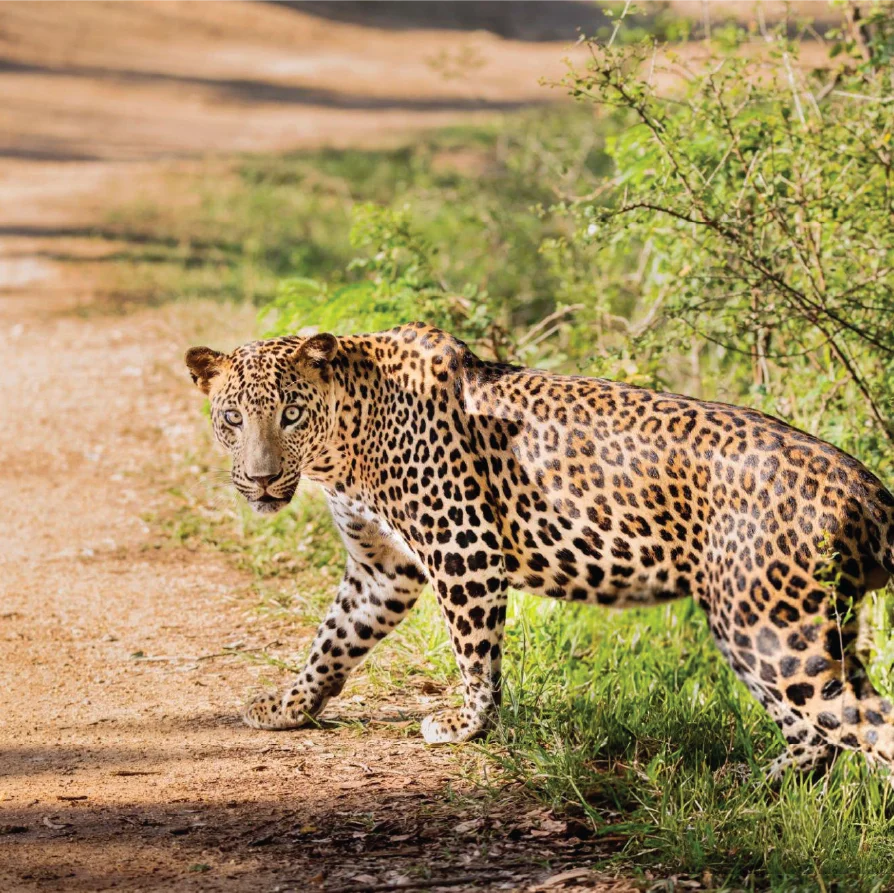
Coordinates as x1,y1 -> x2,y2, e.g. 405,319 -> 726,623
242,690 -> 312,731
421,708 -> 489,745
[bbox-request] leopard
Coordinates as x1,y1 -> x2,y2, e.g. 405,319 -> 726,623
186,322 -> 894,778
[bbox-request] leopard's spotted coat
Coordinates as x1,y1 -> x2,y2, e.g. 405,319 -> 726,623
186,323 -> 894,775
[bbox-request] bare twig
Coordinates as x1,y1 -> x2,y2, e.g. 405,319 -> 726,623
607,0 -> 631,49
782,52 -> 806,125
811,376 -> 850,434
630,290 -> 667,338
518,305 -> 585,347
814,69 -> 842,104
831,91 -> 894,104
552,175 -> 621,204
845,1 -> 872,64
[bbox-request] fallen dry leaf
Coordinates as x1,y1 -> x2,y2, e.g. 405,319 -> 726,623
536,868 -> 596,888
337,779 -> 372,790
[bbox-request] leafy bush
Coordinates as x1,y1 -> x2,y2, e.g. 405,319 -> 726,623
561,1 -> 894,474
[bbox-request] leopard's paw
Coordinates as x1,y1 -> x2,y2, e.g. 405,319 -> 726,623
421,708 -> 490,745
242,691 -> 310,731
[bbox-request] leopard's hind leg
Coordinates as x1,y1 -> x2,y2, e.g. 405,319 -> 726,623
762,703 -> 840,781
718,639 -> 840,779
718,575 -> 894,781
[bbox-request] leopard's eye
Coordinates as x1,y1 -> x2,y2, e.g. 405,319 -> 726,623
223,409 -> 243,427
282,405 -> 304,426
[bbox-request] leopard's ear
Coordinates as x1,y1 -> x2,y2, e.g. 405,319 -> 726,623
296,333 -> 338,380
185,346 -> 225,394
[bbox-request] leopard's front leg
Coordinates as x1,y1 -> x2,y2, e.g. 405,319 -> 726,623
243,517 -> 427,731
421,559 -> 508,745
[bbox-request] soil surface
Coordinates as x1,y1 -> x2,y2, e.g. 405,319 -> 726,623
0,4 -> 636,891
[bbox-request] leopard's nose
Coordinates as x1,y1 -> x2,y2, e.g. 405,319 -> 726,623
247,471 -> 282,489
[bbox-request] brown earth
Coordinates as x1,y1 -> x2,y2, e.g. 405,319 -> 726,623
0,3 -> 642,891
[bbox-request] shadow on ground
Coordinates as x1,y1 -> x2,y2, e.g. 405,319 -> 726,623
269,1 -> 613,41
0,58 -> 551,115
1,755 -> 620,892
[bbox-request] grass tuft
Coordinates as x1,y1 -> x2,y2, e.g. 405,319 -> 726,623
487,595 -> 894,890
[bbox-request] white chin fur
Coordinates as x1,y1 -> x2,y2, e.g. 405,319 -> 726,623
248,498 -> 289,515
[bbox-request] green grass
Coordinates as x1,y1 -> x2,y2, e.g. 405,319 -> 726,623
491,596 -> 894,890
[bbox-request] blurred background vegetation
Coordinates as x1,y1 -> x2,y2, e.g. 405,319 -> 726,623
115,2 -> 894,887
111,2 -> 894,477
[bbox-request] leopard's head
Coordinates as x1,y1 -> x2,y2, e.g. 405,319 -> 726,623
185,334 -> 339,514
